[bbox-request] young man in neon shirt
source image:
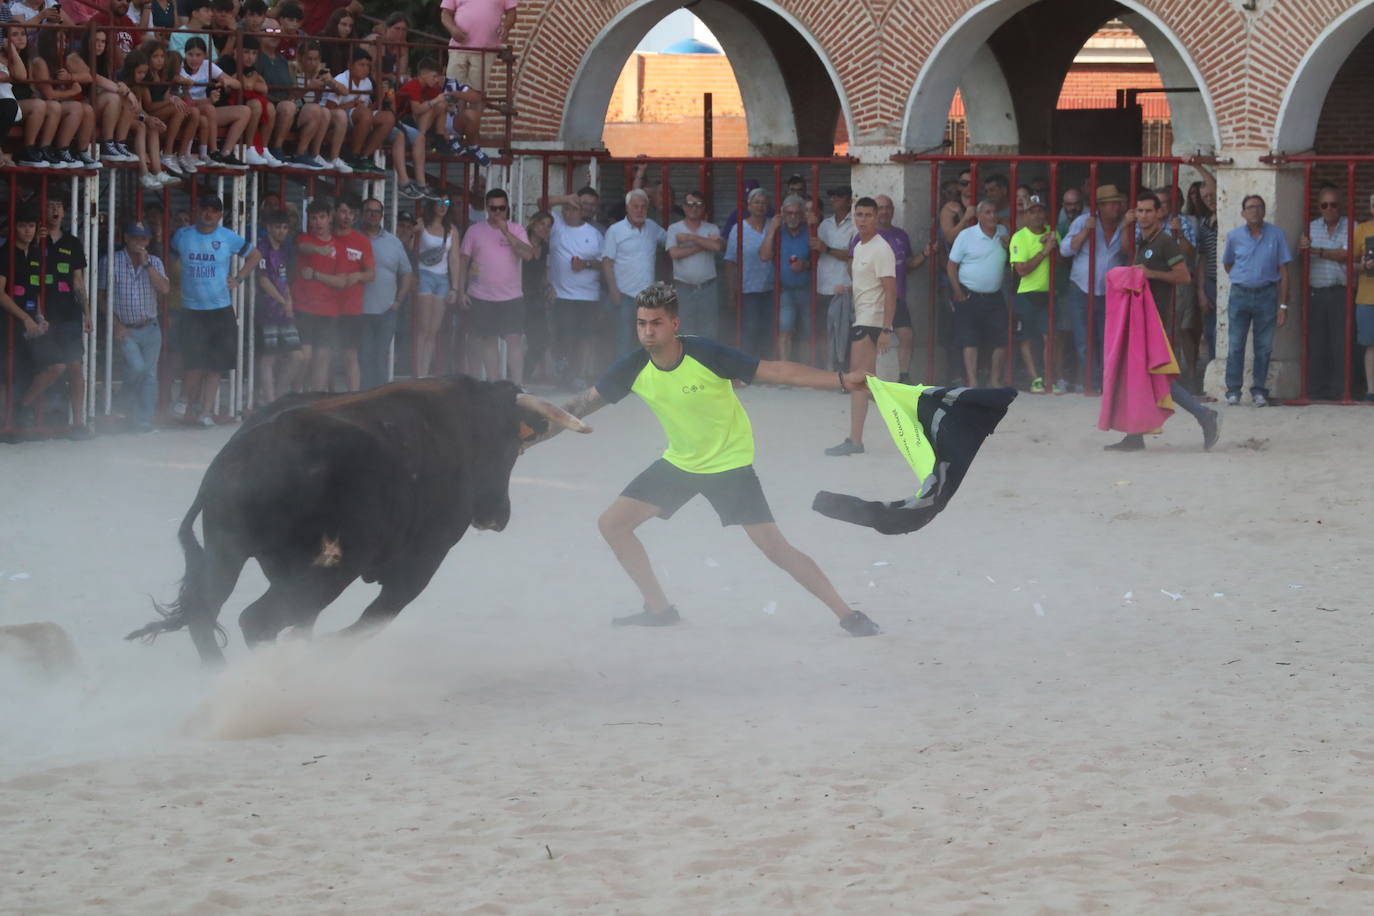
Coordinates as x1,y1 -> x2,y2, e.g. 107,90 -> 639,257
554,281 -> 882,638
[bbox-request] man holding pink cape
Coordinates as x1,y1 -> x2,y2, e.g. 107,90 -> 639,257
1100,193 -> 1221,452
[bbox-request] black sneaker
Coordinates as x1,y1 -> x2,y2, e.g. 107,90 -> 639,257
210,151 -> 248,170
43,147 -> 67,168
1103,435 -> 1146,451
824,438 -> 864,456
612,606 -> 681,627
840,611 -> 880,637
1200,409 -> 1220,452
54,148 -> 81,168
18,147 -> 48,168
399,180 -> 426,199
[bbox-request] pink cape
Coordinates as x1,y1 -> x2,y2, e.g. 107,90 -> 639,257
1098,266 -> 1180,434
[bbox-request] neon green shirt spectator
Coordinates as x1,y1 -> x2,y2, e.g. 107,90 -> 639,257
1009,226 -> 1060,294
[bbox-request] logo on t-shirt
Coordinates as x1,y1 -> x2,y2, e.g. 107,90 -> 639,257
211,241 -> 221,250
346,247 -> 362,262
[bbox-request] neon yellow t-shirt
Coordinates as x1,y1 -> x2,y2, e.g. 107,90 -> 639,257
595,336 -> 759,473
1009,226 -> 1060,294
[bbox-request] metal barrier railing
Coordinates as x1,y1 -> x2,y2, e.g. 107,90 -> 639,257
893,153 -> 1214,393
1259,154 -> 1374,405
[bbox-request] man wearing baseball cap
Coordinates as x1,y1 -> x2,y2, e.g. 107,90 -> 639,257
1008,194 -> 1058,392
169,195 -> 266,426
109,220 -> 171,432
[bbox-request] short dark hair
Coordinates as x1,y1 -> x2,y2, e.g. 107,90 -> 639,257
307,197 -> 335,217
185,0 -> 210,15
14,205 -> 40,225
854,196 -> 878,210
415,57 -> 440,74
277,1 -> 303,21
576,186 -> 599,199
183,36 -> 207,54
265,209 -> 291,225
1242,194 -> 1266,212
211,0 -> 234,13
242,0 -> 267,15
351,47 -> 373,63
984,174 -> 1009,190
634,281 -> 679,316
485,188 -> 508,204
240,35 -> 259,52
1136,192 -> 1161,209
684,188 -> 705,203
337,193 -> 363,212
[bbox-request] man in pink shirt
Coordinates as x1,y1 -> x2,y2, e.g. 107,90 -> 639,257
458,188 -> 535,382
440,0 -> 517,93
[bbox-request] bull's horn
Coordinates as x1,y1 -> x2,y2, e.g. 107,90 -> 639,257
516,393 -> 592,434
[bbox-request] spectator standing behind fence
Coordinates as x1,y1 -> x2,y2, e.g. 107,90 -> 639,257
1060,185 -> 1130,392
812,185 -> 855,370
521,210 -> 555,384
872,194 -> 933,383
458,188 -> 533,383
1008,195 -> 1058,393
1195,177 -> 1219,360
947,200 -> 1010,388
604,188 -> 667,356
0,208 -> 73,434
108,221 -> 169,432
548,189 -> 604,387
253,209 -> 304,403
1352,194 -> 1374,402
411,196 -> 454,378
34,198 -> 92,435
329,195 -> 374,390
1221,194 -> 1291,407
760,194 -> 812,363
440,0 -> 515,97
825,196 -> 895,457
359,197 -> 413,390
1298,184 -> 1350,401
292,197 -> 344,389
664,189 -> 722,339
170,194 -> 264,427
723,187 -> 774,357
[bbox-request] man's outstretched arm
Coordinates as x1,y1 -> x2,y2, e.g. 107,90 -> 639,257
538,387 -> 609,443
754,361 -> 870,394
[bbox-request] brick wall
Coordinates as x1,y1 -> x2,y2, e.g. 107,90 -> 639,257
511,0 -> 1370,152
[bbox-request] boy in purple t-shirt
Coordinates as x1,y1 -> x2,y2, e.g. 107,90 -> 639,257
457,188 -> 534,382
254,209 -> 305,402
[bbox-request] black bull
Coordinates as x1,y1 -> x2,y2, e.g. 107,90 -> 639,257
126,376 -> 589,665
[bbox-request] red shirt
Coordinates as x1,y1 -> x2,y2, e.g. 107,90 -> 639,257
332,230 -> 374,316
397,78 -> 440,121
302,0 -> 351,36
93,11 -> 140,60
291,232 -> 344,316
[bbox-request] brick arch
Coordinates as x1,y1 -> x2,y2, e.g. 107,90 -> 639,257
898,0 -> 1220,154
513,0 -> 859,153
1273,0 -> 1374,153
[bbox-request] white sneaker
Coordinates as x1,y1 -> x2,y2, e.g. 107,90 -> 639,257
261,150 -> 284,168
330,157 -> 353,174
172,400 -> 188,418
243,147 -> 270,167
161,155 -> 183,175
139,172 -> 164,190
178,154 -> 200,173
194,153 -> 214,167
156,171 -> 180,186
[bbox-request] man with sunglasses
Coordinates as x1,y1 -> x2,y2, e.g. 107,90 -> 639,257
664,190 -> 723,337
458,188 -> 534,382
1298,184 -> 1350,400
359,197 -> 413,389
1222,194 -> 1292,406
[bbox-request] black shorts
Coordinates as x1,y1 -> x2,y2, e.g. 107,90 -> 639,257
469,297 -> 524,338
893,297 -> 912,329
336,314 -> 363,351
22,319 -> 82,366
622,459 -> 774,527
953,291 -> 1008,349
850,324 -> 883,344
554,298 -> 601,342
180,307 -> 239,371
294,311 -> 336,348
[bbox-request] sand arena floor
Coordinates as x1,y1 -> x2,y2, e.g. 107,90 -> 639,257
1,388 -> 1371,914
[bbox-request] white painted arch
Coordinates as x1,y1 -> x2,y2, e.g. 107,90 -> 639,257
902,0 -> 1220,154
559,0 -> 855,154
1273,0 -> 1374,153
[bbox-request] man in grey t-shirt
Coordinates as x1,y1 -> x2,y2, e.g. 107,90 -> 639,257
664,188 -> 724,337
359,198 -> 415,389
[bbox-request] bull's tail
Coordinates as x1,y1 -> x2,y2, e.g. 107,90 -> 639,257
125,494 -> 226,649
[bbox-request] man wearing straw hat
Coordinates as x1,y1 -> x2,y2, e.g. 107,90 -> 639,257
1060,184 -> 1131,391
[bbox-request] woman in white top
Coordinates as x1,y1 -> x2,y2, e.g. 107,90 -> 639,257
181,36 -> 251,168
412,196 -> 458,377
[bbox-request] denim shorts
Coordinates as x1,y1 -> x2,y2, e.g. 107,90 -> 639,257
1358,303 -> 1374,346
387,119 -> 422,145
417,271 -> 449,297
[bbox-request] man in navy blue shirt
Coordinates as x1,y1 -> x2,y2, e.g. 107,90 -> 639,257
1222,194 -> 1292,406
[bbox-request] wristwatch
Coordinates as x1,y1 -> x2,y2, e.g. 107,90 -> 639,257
881,327 -> 894,334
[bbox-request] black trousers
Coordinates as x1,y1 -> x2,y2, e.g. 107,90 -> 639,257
1307,285 -> 1349,400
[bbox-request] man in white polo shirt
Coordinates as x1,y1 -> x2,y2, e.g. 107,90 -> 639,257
812,185 -> 856,369
664,188 -> 723,337
603,188 -> 667,354
548,190 -> 605,385
826,196 -> 895,457
947,200 -> 1009,387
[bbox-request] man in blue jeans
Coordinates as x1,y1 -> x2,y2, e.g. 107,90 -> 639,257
110,222 -> 171,432
1222,194 -> 1292,407
1060,185 -> 1130,392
